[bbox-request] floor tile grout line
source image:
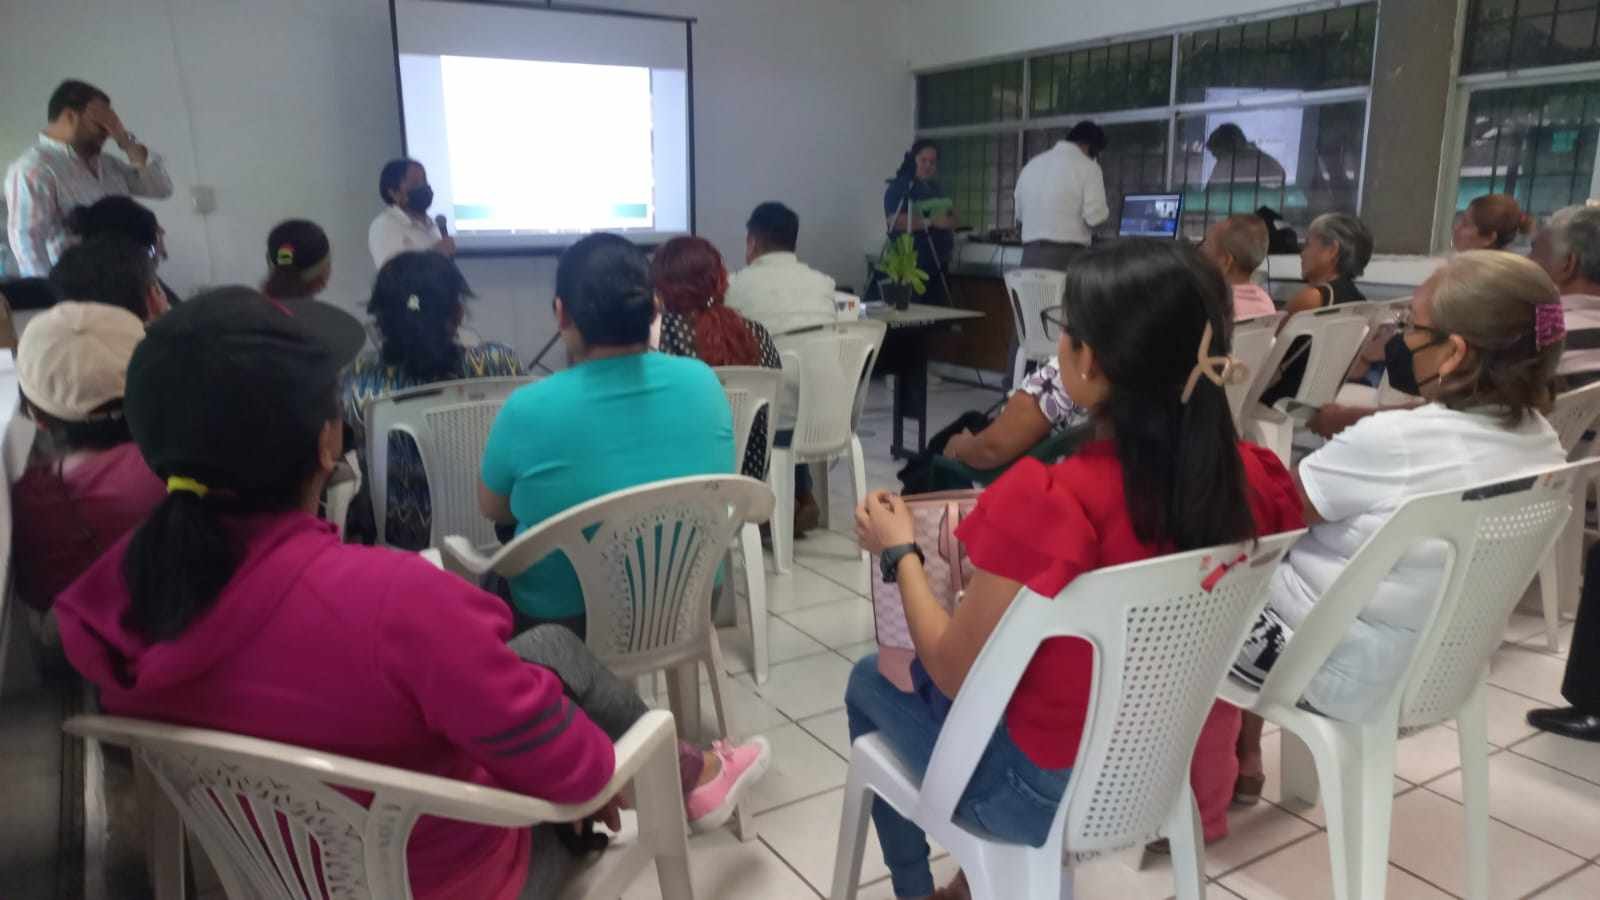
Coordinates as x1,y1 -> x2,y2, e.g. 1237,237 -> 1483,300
1210,829 -> 1325,883
1412,777 -> 1596,864
754,833 -> 825,899
1515,858 -> 1594,899
1500,739 -> 1600,792
1383,856 -> 1466,899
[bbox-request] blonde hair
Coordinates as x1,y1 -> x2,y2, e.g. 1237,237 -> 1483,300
1426,250 -> 1562,425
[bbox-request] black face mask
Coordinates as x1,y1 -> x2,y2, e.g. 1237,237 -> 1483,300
1384,331 -> 1448,396
403,185 -> 434,214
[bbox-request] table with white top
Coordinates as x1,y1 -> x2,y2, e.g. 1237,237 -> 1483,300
865,302 -> 984,459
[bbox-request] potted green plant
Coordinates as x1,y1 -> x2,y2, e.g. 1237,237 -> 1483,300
875,233 -> 928,311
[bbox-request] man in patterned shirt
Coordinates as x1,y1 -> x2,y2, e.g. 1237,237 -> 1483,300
6,80 -> 173,276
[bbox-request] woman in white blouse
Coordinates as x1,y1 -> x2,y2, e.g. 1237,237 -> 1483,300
1229,250 -> 1568,804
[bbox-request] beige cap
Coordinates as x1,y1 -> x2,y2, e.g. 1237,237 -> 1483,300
17,301 -> 146,421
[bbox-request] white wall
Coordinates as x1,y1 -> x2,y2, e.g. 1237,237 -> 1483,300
904,0 -> 1303,69
1,0 -> 911,359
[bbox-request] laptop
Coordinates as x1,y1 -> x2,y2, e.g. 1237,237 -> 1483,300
1118,193 -> 1184,239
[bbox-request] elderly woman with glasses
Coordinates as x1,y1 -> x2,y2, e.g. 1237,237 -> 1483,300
1230,250 -> 1569,805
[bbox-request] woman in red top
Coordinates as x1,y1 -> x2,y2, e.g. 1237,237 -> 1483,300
851,239 -> 1304,900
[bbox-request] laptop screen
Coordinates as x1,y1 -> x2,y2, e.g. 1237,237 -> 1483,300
1118,193 -> 1184,239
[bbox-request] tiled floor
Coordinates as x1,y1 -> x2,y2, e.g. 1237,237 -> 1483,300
613,375 -> 1600,899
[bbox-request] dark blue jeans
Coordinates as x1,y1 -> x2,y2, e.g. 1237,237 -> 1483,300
844,655 -> 1070,897
772,430 -> 812,496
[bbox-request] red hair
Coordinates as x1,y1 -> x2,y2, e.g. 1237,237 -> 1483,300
1466,193 -> 1535,249
651,236 -> 760,366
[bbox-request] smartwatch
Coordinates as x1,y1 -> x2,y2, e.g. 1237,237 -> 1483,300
880,543 -> 925,584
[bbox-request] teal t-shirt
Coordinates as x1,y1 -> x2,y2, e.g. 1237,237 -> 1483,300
481,352 -> 735,619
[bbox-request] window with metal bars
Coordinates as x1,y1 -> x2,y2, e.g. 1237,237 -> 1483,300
1456,80 -> 1600,222
1028,37 -> 1172,117
1171,101 -> 1367,240
1462,0 -> 1600,74
1175,3 -> 1376,103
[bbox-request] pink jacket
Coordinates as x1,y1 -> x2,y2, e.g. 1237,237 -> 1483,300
55,511 -> 614,900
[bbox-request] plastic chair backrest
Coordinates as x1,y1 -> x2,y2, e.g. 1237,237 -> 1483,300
714,367 -> 782,472
1256,460 -> 1595,732
476,475 -> 775,667
1239,304 -> 1371,411
364,375 -> 534,548
773,321 -> 886,462
1546,381 -> 1600,457
1227,314 -> 1281,423
62,714 -> 599,900
915,530 -> 1303,857
1004,268 -> 1067,363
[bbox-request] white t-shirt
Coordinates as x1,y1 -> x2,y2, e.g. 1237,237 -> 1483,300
1269,403 -> 1564,721
368,205 -> 442,269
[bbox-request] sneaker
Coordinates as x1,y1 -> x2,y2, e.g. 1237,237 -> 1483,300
686,737 -> 772,833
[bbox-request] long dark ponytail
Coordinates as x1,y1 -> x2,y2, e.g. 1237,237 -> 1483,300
120,391 -> 335,642
1062,239 -> 1255,551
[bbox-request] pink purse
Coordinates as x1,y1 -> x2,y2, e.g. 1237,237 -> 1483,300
871,490 -> 980,691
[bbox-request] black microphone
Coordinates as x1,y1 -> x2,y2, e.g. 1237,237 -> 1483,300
434,214 -> 449,237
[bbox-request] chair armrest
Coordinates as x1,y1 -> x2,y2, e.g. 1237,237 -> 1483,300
441,535 -> 493,579
534,709 -> 681,823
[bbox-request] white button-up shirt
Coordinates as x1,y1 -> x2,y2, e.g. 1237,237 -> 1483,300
4,134 -> 174,276
725,252 -> 836,338
368,205 -> 442,269
1013,141 -> 1109,246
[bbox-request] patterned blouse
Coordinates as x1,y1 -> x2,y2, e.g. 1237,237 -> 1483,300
658,310 -> 782,478
340,343 -> 524,549
1016,356 -> 1091,432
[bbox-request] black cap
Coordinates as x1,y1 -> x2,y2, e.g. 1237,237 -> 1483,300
125,285 -> 366,494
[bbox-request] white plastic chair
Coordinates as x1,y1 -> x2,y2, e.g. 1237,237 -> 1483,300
714,366 -> 784,684
1221,460 -> 1597,900
1226,313 -> 1280,425
363,375 -> 533,549
64,710 -> 693,900
769,320 -> 887,579
1237,304 -> 1372,467
1003,268 -> 1067,389
442,475 -> 775,840
1533,381 -> 1600,650
830,530 -> 1304,900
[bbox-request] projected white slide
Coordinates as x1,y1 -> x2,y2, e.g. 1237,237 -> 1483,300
392,0 -> 692,252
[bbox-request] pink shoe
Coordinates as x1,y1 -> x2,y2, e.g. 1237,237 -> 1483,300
686,737 -> 772,833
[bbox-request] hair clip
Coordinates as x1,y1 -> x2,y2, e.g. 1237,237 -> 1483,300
1181,321 -> 1251,404
1535,303 -> 1566,350
275,244 -> 295,266
406,294 -> 422,312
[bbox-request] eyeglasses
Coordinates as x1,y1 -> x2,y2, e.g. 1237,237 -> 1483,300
1040,307 -> 1073,341
1395,314 -> 1451,343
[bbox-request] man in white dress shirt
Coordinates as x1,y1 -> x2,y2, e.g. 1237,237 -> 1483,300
1012,120 -> 1109,272
368,157 -> 455,269
725,202 -> 836,337
725,201 -> 837,534
5,80 -> 174,276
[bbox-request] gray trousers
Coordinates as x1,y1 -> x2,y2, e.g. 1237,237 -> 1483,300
507,625 -> 705,897
1020,240 -> 1086,272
